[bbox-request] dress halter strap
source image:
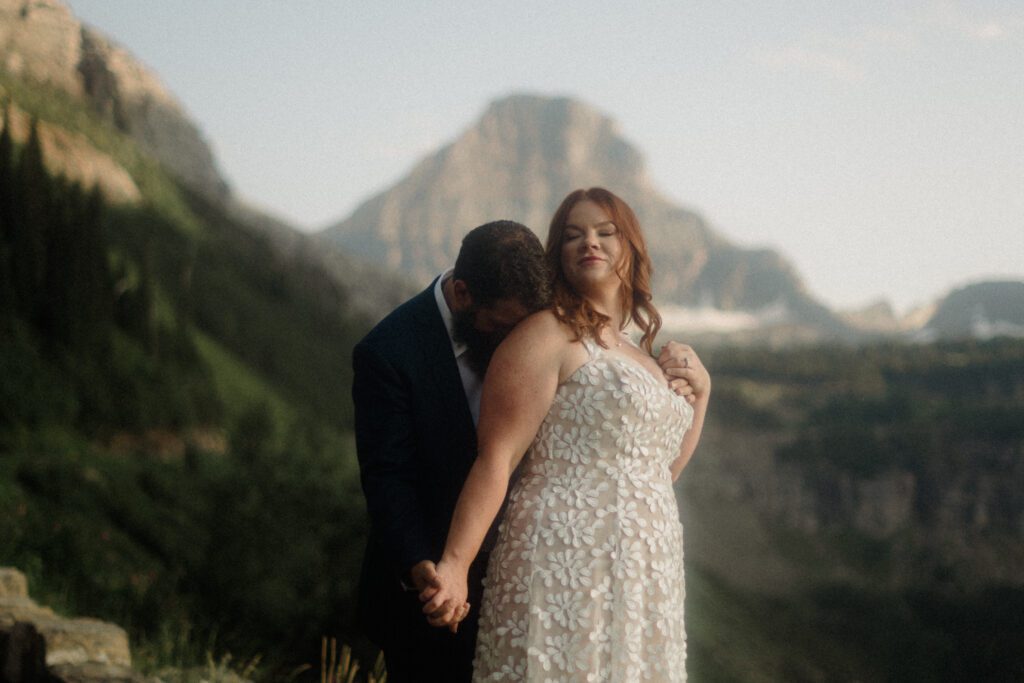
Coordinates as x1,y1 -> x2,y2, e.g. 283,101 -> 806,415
580,335 -> 602,359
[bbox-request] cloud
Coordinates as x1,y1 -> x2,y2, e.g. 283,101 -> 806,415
930,1 -> 1024,43
750,1 -> 1022,84
753,44 -> 866,83
860,26 -> 919,50
751,21 -> 921,84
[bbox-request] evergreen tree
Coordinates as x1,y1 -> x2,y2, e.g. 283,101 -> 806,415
40,178 -> 77,345
137,237 -> 157,355
115,232 -> 157,354
10,118 -> 51,324
79,185 -> 112,350
0,105 -> 15,318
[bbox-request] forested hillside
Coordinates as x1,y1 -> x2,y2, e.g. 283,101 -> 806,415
0,80 -> 377,675
680,340 -> 1024,681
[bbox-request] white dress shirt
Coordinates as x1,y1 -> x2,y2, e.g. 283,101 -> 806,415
434,270 -> 483,426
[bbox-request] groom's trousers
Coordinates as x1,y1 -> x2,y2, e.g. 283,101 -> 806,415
378,551 -> 488,683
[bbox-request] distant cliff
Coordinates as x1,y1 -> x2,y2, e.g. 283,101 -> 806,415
0,0 -> 228,200
681,341 -> 1024,599
0,0 -> 411,324
922,280 -> 1024,341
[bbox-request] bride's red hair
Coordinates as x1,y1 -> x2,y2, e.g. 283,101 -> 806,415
545,188 -> 662,354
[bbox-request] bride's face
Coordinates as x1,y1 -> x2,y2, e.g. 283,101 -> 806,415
560,199 -> 624,293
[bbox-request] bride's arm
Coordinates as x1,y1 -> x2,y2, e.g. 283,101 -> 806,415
670,396 -> 709,481
659,342 -> 711,481
423,311 -> 565,624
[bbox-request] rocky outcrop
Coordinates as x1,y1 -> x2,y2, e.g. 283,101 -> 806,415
0,0 -> 82,96
0,98 -> 140,203
0,568 -> 255,682
0,567 -> 141,682
839,298 -> 903,334
0,0 -> 228,200
323,94 -> 846,336
679,423 -> 1024,594
74,27 -> 228,201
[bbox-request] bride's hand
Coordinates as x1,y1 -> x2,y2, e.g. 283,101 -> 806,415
658,342 -> 710,405
447,601 -> 472,634
420,558 -> 469,628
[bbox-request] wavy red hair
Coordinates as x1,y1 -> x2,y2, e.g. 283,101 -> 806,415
545,188 -> 662,354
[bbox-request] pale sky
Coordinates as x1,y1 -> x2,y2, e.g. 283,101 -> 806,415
65,1 -> 1024,312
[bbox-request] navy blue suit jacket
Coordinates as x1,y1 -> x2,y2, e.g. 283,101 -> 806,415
352,280 -> 479,642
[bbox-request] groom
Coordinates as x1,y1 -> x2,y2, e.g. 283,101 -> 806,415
352,220 -> 551,683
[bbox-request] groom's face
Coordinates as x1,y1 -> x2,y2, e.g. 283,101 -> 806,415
452,296 -> 529,378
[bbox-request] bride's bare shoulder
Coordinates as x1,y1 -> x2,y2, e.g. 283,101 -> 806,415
493,311 -> 581,385
504,309 -> 574,347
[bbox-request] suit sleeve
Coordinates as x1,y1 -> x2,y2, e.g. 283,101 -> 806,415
352,340 -> 432,577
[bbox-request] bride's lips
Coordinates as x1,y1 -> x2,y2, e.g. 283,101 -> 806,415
579,256 -> 604,265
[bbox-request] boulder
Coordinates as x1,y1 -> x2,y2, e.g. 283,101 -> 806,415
0,621 -> 60,683
0,569 -> 141,683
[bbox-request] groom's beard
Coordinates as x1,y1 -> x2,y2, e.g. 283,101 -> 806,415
452,308 -> 506,379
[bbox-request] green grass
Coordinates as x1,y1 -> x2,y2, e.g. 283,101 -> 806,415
192,329 -> 297,435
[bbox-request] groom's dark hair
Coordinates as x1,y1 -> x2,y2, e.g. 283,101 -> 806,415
454,220 -> 551,311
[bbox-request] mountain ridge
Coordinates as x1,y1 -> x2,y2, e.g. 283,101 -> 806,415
322,93 -> 847,337
0,0 -> 227,200
919,280 -> 1024,341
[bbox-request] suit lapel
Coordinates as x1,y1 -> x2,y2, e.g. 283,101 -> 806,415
410,281 -> 477,457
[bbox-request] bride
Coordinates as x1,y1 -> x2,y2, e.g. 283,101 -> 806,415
423,187 -> 710,681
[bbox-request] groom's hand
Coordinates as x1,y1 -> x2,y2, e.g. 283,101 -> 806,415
413,560 -> 467,630
409,559 -> 442,597
421,559 -> 469,629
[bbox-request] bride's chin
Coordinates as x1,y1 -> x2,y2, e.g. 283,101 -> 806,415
573,280 -> 621,303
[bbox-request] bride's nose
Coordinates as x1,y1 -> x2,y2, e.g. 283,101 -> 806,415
583,231 -> 600,250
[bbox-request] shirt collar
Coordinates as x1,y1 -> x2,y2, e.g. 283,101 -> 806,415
434,269 -> 467,358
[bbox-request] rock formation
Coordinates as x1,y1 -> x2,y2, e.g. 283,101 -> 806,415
0,567 -> 139,682
0,98 -> 140,203
0,0 -> 227,201
923,280 -> 1024,340
1,0 -> 408,324
322,94 -> 846,335
679,420 -> 1024,596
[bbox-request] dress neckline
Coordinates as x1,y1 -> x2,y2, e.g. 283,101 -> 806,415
576,336 -> 687,407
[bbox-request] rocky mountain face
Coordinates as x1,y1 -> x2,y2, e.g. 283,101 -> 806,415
0,99 -> 140,203
838,298 -> 903,334
0,0 -> 227,200
922,280 -> 1024,340
322,94 -> 845,335
682,424 -> 1024,596
1,0 -> 407,323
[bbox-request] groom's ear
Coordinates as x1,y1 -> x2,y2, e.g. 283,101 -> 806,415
451,279 -> 474,312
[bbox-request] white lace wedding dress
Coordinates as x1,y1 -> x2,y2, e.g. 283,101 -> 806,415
473,336 -> 694,681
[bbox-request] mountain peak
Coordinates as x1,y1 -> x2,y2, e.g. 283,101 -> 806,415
322,92 -> 843,335
482,92 -> 610,127
470,92 -> 646,188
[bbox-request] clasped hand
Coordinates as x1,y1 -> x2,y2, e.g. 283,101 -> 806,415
412,559 -> 470,633
659,341 -> 710,404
